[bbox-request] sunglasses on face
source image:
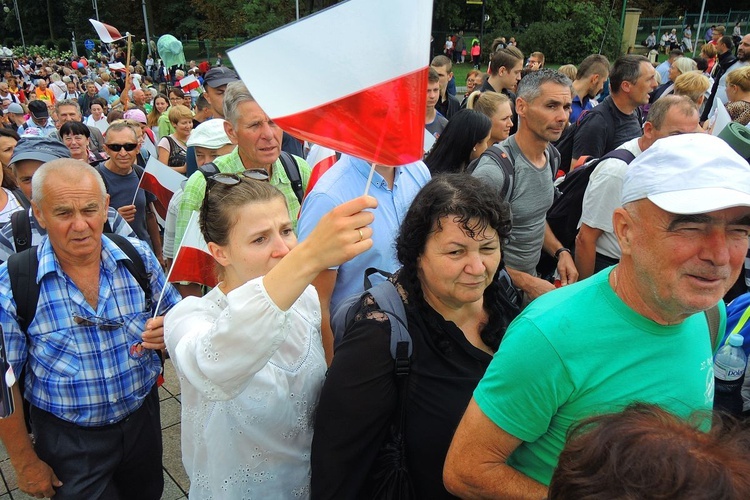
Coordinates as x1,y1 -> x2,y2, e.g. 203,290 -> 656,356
106,143 -> 138,152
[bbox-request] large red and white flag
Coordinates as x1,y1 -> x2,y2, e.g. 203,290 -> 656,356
169,212 -> 218,288
179,74 -> 200,92
227,0 -> 432,166
89,19 -> 125,44
304,144 -> 338,196
140,156 -> 186,219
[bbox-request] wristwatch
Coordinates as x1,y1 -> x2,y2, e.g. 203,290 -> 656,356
554,247 -> 571,260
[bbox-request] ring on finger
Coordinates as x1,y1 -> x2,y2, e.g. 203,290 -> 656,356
357,228 -> 364,242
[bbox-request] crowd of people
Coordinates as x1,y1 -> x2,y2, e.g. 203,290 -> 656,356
0,26 -> 749,500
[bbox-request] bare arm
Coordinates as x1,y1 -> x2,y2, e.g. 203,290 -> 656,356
444,399 -> 547,499
542,222 -> 578,285
145,205 -> 163,263
574,224 -> 603,280
263,196 -> 377,311
0,385 -> 62,497
311,269 -> 338,366
506,267 -> 555,301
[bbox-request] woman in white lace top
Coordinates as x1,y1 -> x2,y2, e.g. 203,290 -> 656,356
165,173 -> 376,499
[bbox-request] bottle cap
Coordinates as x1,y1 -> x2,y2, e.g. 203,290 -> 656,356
728,333 -> 744,347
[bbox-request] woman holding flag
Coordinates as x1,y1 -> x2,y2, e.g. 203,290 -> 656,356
164,175 -> 377,498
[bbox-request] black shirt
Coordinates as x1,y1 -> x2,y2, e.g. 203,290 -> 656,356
311,279 -> 495,499
572,96 -> 642,160
435,93 -> 461,120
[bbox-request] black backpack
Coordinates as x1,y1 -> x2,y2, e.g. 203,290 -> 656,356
466,141 -> 561,201
6,234 -> 152,430
536,149 -> 636,278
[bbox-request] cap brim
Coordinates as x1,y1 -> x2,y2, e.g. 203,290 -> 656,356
10,152 -> 59,164
649,187 -> 750,215
204,77 -> 238,88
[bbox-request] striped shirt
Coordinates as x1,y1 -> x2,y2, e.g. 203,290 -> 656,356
0,236 -> 182,426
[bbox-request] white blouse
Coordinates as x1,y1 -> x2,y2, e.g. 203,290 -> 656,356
164,277 -> 326,499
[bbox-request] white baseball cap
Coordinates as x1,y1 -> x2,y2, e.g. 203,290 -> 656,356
621,133 -> 750,214
186,119 -> 232,149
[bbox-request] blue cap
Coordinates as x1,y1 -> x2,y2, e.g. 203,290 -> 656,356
10,137 -> 71,166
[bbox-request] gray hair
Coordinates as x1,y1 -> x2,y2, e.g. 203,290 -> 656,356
516,69 -> 573,103
55,99 -> 81,114
32,159 -> 107,205
223,81 -> 256,128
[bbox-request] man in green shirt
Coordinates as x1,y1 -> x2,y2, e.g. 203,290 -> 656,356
175,81 -> 310,247
444,133 -> 750,499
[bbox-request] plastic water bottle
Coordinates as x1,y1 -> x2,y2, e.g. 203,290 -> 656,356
714,333 -> 747,415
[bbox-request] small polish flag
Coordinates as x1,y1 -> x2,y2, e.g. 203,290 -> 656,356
228,0 -> 432,166
169,212 -> 218,287
108,62 -> 126,71
304,144 -> 337,196
140,156 -> 187,220
89,19 -> 125,44
179,74 -> 200,92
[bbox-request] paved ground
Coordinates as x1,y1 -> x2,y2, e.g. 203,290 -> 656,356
0,360 -> 190,499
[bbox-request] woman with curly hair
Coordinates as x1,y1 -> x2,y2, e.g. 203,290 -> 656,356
312,174 -> 520,499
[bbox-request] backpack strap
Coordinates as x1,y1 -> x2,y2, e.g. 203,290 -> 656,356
7,247 -> 39,334
278,151 -> 304,204
705,304 -> 721,350
546,143 -> 561,178
105,234 -> 153,311
10,209 -> 32,253
368,280 -> 411,364
11,189 -> 30,211
469,145 -> 516,200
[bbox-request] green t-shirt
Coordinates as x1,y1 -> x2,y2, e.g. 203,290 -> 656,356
474,267 -> 723,485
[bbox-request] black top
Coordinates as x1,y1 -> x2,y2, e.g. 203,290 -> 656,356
572,96 -> 642,160
311,280 -> 493,500
435,93 -> 462,121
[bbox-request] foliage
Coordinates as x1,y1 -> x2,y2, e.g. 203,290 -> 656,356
12,45 -> 73,60
517,1 -> 621,64
56,39 -> 71,52
244,0 -> 298,38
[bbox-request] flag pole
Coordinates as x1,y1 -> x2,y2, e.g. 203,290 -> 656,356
131,172 -> 144,206
152,253 -> 178,318
362,162 -> 377,197
122,32 -> 133,112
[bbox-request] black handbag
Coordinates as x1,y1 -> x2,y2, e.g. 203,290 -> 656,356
369,341 -> 415,499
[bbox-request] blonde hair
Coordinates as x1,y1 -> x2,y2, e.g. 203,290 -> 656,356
467,90 -> 510,118
726,66 -> 750,93
673,72 -> 710,104
558,64 -> 578,81
168,104 -> 193,125
671,57 -> 698,76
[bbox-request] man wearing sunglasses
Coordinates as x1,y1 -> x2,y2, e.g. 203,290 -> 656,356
0,159 -> 182,499
98,122 -> 164,263
174,81 -> 311,248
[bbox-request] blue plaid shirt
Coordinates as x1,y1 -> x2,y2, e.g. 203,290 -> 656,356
0,236 -> 182,426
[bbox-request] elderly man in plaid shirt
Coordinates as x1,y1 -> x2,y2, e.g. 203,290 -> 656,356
0,159 -> 181,499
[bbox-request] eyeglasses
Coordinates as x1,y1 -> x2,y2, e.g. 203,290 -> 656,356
105,143 -> 138,152
199,162 -> 270,184
73,314 -> 124,330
